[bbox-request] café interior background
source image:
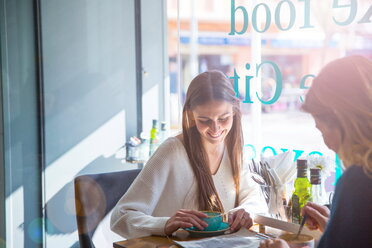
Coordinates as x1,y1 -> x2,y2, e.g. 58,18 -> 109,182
0,0 -> 371,247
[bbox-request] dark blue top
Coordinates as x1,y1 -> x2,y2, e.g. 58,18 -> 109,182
318,165 -> 372,248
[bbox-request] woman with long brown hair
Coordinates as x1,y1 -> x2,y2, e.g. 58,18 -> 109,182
260,56 -> 372,248
111,70 -> 265,239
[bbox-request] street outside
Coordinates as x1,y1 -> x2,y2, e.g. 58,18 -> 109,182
243,110 -> 333,157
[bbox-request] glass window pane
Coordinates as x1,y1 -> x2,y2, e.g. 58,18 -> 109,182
167,0 -> 372,196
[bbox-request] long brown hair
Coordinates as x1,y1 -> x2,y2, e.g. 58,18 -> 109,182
182,70 -> 243,212
302,56 -> 372,177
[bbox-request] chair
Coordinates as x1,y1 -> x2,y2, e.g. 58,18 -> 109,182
74,169 -> 141,248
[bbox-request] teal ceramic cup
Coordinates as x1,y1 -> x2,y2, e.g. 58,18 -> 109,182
199,211 -> 223,231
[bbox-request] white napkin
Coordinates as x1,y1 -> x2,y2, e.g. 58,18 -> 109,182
261,151 -> 296,185
260,151 -> 296,217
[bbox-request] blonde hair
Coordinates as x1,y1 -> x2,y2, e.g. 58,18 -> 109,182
302,56 -> 372,177
182,70 -> 242,212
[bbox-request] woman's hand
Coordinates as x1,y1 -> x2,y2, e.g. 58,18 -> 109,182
301,202 -> 330,232
259,239 -> 290,248
164,209 -> 208,235
228,209 -> 253,232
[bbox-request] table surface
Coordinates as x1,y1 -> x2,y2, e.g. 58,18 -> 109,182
113,230 -> 193,248
113,225 -> 280,248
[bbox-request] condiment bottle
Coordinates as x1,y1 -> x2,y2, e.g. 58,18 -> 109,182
291,159 -> 311,224
310,168 -> 327,205
149,119 -> 159,156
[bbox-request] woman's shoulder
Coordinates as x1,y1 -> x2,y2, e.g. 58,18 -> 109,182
138,136 -> 188,181
326,166 -> 372,247
145,136 -> 188,166
341,165 -> 372,185
162,135 -> 182,145
158,136 -> 185,154
335,165 -> 372,200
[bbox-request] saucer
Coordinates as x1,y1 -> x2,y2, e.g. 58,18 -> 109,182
184,222 -> 230,238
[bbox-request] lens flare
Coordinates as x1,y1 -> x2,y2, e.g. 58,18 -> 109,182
27,218 -> 43,243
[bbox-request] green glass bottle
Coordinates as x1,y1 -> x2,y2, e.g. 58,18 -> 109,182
149,119 -> 159,156
291,159 -> 311,224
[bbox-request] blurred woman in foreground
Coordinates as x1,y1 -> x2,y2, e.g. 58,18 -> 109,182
261,56 -> 372,248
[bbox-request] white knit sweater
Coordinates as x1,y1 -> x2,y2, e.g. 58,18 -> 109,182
110,137 -> 266,239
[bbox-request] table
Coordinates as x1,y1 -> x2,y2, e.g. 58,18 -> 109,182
113,230 -> 195,248
113,225 -> 278,248
113,216 -> 323,248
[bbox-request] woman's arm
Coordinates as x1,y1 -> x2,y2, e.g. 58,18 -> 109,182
110,138 -> 177,239
110,176 -> 170,239
110,137 -> 207,239
227,164 -> 268,231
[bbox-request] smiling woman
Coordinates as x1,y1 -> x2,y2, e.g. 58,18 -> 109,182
182,70 -> 243,213
110,70 -> 267,239
193,101 -> 234,145
192,100 -> 234,175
